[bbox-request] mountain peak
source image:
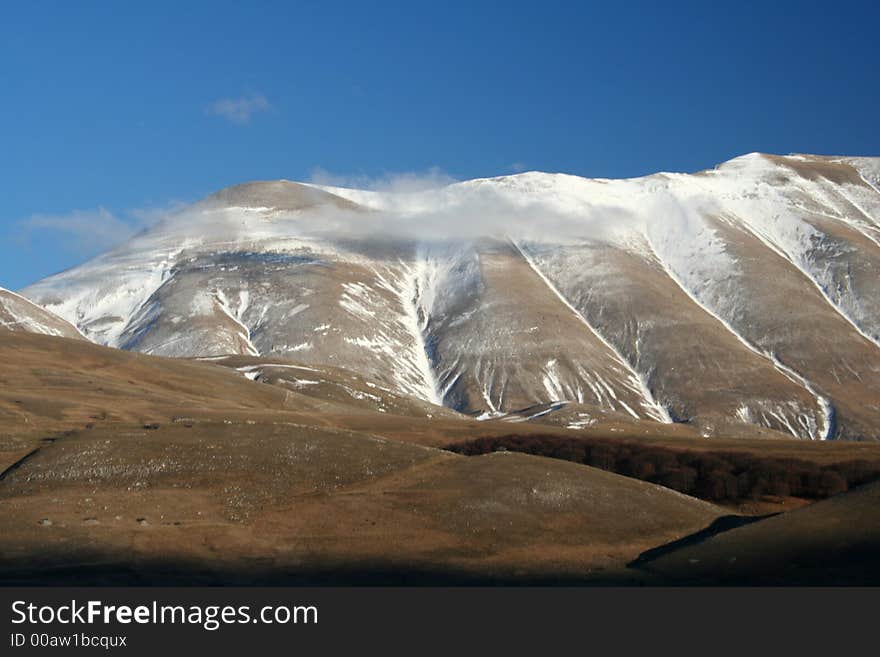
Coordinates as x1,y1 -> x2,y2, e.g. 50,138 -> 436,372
199,179 -> 362,212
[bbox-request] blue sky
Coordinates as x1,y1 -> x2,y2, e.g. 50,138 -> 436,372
2,0 -> 879,289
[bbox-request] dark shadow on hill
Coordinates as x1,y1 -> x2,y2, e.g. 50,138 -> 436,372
627,514 -> 774,568
0,557 -> 646,587
627,484 -> 880,586
631,545 -> 880,586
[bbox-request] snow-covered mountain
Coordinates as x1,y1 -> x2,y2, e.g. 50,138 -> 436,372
21,153 -> 880,440
0,287 -> 84,340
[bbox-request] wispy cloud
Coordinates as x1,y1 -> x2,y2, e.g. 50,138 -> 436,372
308,166 -> 456,192
18,208 -> 137,256
15,204 -> 176,258
205,94 -> 271,124
289,168 -> 718,247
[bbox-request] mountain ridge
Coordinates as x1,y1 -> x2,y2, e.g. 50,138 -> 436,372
18,152 -> 880,439
0,286 -> 85,340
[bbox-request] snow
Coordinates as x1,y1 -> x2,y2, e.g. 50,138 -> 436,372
339,282 -> 377,318
512,240 -> 672,423
645,234 -> 831,440
0,287 -> 85,338
372,262 -> 444,405
285,378 -> 320,388
237,363 -> 322,373
23,243 -> 184,347
213,288 -> 260,356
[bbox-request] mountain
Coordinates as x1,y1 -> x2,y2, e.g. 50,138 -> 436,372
20,153 -> 880,440
0,287 -> 84,340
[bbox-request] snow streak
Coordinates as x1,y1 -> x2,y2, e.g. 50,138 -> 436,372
645,239 -> 834,440
511,239 -> 672,424
373,260 -> 443,406
0,287 -> 88,339
213,288 -> 260,356
730,212 -> 880,352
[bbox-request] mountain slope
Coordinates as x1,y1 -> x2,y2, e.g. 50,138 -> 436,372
0,287 -> 84,340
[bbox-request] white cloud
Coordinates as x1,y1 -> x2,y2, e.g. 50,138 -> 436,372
308,166 -> 456,192
205,94 -> 271,124
18,208 -> 136,256
16,204 -> 174,257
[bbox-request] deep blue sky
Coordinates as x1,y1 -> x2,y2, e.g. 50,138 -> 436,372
2,0 -> 879,289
